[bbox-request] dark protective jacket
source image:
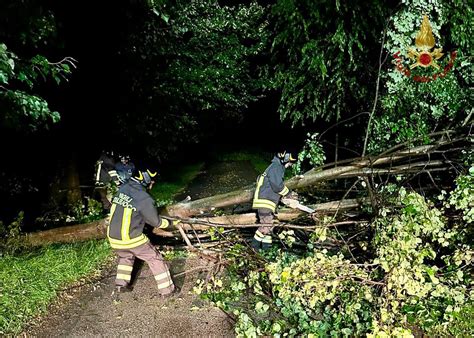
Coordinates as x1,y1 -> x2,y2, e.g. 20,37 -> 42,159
95,153 -> 120,186
115,162 -> 135,184
252,156 -> 290,212
107,179 -> 170,249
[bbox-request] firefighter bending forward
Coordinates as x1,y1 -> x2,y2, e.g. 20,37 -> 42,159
107,168 -> 177,296
251,151 -> 297,250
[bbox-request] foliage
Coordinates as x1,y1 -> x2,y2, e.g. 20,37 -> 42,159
0,240 -> 112,334
161,248 -> 191,260
199,172 -> 473,336
443,167 -> 474,224
266,0 -> 390,126
0,212 -> 27,255
0,43 -> 72,130
35,196 -> 106,228
371,187 -> 472,335
215,150 -> 270,173
67,197 -> 104,224
117,0 -> 268,160
0,0 -> 75,132
292,132 -> 326,175
368,0 -> 473,153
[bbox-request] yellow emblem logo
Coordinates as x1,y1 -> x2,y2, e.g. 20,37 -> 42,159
393,15 -> 457,83
407,15 -> 444,69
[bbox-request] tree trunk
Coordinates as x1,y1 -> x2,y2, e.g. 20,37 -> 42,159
25,199 -> 364,246
24,132 -> 466,247
167,143 -> 444,217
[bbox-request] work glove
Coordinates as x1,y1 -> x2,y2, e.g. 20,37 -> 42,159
159,217 -> 181,230
171,219 -> 181,229
286,191 -> 299,200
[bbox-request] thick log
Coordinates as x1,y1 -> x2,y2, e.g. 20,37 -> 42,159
22,132 -> 467,246
167,143 -> 445,217
166,187 -> 255,218
25,199 -> 364,246
25,218 -> 108,246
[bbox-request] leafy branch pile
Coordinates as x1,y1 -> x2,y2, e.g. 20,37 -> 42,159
196,169 -> 473,337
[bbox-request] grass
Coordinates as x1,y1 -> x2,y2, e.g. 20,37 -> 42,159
215,150 -> 270,173
0,240 -> 112,335
150,162 -> 204,205
0,151 -> 265,334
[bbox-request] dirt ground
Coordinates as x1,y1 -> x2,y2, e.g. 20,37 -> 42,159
23,160 -> 256,337
25,256 -> 235,337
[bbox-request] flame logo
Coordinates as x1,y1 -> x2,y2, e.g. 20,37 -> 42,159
407,15 -> 444,69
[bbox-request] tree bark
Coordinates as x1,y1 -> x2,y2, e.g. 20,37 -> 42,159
167,143 -> 447,217
25,199 -> 364,246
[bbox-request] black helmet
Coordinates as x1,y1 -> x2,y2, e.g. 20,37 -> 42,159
132,169 -> 157,187
277,151 -> 297,164
119,154 -> 131,164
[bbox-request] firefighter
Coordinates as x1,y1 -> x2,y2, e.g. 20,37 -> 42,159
94,150 -> 121,210
108,168 -> 179,297
251,151 -> 297,250
115,154 -> 135,184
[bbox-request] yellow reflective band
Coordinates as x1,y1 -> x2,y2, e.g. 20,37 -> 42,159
108,234 -> 147,244
159,218 -> 170,229
154,271 -> 171,281
116,273 -> 131,281
121,208 -> 133,241
252,205 -> 275,212
135,171 -> 143,181
117,264 -> 133,272
108,235 -> 149,249
252,201 -> 276,212
157,280 -> 173,289
279,186 -> 289,196
108,170 -> 118,177
147,169 -> 157,177
108,234 -> 147,245
253,197 -> 276,209
254,232 -> 272,243
253,176 -> 265,203
253,201 -> 276,209
95,162 -> 102,182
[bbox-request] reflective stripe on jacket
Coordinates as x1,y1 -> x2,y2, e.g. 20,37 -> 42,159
252,156 -> 289,212
107,179 -> 169,249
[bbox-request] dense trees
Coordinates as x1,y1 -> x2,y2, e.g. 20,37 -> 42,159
1,0 -> 472,336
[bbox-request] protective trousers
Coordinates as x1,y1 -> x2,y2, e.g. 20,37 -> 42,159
251,209 -> 274,250
96,186 -> 112,210
114,242 -> 175,295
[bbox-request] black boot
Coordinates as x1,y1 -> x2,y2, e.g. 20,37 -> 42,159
251,238 -> 261,250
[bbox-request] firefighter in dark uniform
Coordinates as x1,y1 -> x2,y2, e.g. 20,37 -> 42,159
108,168 -> 178,296
95,150 -> 122,210
251,151 -> 296,250
115,154 -> 135,184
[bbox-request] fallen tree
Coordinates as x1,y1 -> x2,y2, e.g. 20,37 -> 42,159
168,130 -> 466,217
24,129 -> 470,247
25,198 -> 365,246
